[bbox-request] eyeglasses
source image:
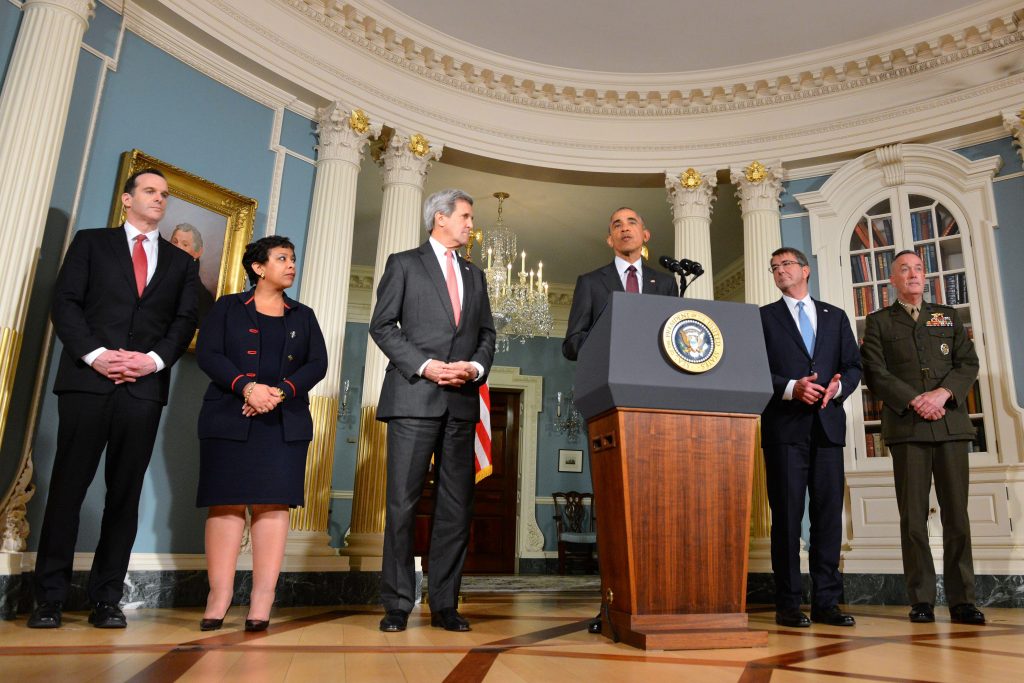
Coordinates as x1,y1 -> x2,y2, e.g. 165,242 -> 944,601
769,260 -> 802,273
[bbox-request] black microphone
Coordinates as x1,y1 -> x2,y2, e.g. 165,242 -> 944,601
658,255 -> 687,274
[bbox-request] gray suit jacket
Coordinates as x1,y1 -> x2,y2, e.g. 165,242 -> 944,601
370,241 -> 496,421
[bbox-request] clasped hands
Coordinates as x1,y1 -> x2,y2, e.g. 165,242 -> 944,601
423,360 -> 477,387
909,388 -> 950,421
242,383 -> 283,417
793,371 -> 842,407
93,349 -> 156,384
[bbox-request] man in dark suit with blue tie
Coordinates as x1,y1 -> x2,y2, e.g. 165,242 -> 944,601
28,169 -> 198,629
760,247 -> 861,628
370,189 -> 495,633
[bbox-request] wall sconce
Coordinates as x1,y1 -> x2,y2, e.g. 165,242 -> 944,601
339,379 -> 351,417
553,389 -> 582,441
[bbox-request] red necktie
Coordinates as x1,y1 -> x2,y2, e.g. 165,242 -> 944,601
625,265 -> 639,293
132,234 -> 148,296
446,250 -> 461,326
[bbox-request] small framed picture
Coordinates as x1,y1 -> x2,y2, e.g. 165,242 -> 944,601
558,449 -> 584,473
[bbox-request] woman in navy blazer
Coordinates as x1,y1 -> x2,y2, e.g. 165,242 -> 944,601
195,236 -> 327,632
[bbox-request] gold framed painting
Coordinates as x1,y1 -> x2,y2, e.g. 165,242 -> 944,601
110,149 -> 258,346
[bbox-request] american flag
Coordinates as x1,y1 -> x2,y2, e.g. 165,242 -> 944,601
474,383 -> 492,483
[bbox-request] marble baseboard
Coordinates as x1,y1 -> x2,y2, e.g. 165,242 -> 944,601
5,569 -> 415,618
748,573 -> 1024,608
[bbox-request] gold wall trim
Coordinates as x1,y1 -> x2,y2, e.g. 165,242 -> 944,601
0,327 -> 24,453
289,394 -> 338,532
750,425 -> 771,539
349,406 -> 388,536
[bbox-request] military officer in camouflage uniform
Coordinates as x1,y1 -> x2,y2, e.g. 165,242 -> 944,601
861,250 -> 985,625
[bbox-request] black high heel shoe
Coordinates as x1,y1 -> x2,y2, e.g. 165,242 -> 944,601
244,618 -> 270,632
200,610 -> 228,631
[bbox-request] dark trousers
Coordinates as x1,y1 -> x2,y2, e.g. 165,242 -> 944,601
889,440 -> 975,606
33,389 -> 162,604
382,413 -> 476,613
763,437 -> 845,610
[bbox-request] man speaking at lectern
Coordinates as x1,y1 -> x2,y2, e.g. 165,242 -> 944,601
562,207 -> 677,361
562,207 -> 677,633
760,247 -> 861,628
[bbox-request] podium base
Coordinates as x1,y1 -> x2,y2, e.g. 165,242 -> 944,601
603,609 -> 768,650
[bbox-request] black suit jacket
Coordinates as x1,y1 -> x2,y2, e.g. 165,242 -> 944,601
51,226 -> 198,404
562,261 -> 678,360
759,297 -> 862,446
196,290 -> 328,443
370,241 -> 496,422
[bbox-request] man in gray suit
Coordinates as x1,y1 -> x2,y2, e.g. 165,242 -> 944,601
370,189 -> 496,633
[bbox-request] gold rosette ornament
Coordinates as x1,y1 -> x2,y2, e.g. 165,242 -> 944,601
348,108 -> 370,133
745,160 -> 767,183
409,133 -> 431,158
680,168 -> 703,189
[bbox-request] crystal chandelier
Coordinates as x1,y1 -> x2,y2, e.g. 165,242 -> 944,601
469,192 -> 553,353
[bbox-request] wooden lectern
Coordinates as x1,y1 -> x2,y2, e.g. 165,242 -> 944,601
574,293 -> 773,650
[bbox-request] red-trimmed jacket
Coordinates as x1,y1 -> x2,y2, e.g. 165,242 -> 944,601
196,289 -> 328,442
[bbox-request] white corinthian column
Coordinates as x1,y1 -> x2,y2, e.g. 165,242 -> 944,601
730,160 -> 784,566
665,167 -> 717,300
0,0 -> 95,567
730,161 -> 784,307
286,103 -> 380,557
342,132 -> 442,563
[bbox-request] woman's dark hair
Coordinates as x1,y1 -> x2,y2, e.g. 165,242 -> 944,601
243,235 -> 295,285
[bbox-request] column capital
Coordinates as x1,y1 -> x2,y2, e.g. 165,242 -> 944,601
315,101 -> 381,165
24,0 -> 95,24
665,167 -> 718,221
729,160 -> 783,215
1002,107 -> 1024,165
378,131 -> 444,188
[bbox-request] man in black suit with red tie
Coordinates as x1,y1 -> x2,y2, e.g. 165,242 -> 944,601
370,189 -> 495,633
28,169 -> 198,629
562,207 -> 678,361
759,247 -> 861,628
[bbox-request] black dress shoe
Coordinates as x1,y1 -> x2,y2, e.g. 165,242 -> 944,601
909,602 -> 935,623
244,619 -> 270,632
431,607 -> 471,632
379,609 -> 409,632
588,616 -> 602,634
950,603 -> 986,625
811,605 -> 856,627
27,601 -> 63,629
88,602 -> 127,629
775,608 -> 811,627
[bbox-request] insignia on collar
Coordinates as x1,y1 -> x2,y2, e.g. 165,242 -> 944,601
925,312 -> 953,327
290,331 -> 296,338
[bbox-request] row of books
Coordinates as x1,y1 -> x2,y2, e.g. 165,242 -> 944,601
910,210 -> 935,241
853,287 -> 876,317
850,250 -> 896,284
944,272 -> 968,305
914,243 -> 939,273
850,218 -> 894,251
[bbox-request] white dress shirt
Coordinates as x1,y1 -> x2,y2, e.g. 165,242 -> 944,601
779,293 -> 841,401
416,237 -> 483,380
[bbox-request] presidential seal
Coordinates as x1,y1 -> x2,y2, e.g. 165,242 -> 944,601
662,310 -> 724,373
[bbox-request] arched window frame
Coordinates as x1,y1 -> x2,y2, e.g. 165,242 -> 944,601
795,143 -> 1023,472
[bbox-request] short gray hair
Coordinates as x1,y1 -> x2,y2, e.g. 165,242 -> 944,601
423,189 -> 473,232
172,222 -> 203,250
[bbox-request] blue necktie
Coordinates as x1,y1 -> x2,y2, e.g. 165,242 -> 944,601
797,301 -> 815,355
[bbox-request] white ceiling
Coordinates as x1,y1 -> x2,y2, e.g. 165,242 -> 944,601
381,0 -> 976,73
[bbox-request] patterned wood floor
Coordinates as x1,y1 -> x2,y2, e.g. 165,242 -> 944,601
1,593 -> 1020,682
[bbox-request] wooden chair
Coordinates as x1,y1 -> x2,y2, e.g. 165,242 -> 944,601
551,491 -> 597,574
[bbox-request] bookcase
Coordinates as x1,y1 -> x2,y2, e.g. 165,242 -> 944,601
848,195 -> 987,461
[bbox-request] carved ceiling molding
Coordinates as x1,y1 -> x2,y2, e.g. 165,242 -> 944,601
285,0 -> 1022,116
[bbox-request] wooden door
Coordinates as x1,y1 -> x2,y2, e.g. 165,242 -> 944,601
414,389 -> 521,574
